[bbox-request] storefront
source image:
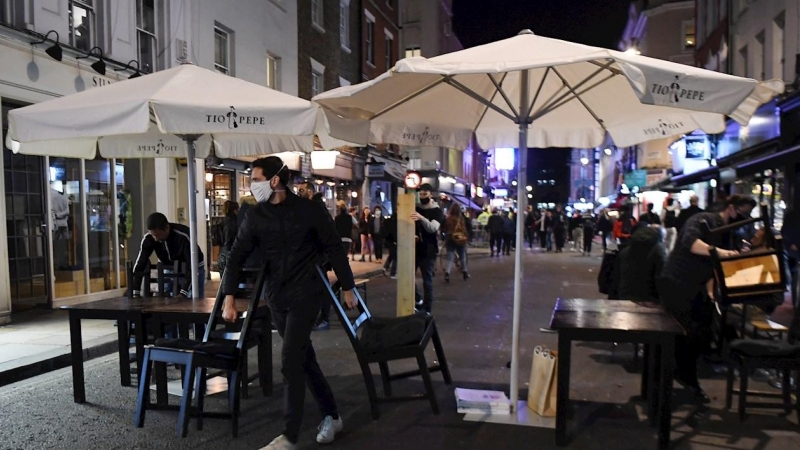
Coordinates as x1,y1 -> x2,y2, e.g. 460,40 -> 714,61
364,150 -> 408,217
310,151 -> 365,216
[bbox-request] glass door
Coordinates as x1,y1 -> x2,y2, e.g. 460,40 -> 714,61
3,103 -> 51,310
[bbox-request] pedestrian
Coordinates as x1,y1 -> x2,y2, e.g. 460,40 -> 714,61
382,213 -> 398,279
217,200 -> 239,274
656,194 -> 756,404
639,203 -> 661,225
413,183 -> 444,313
536,209 -> 550,251
348,206 -> 360,261
570,212 -> 584,252
487,208 -> 504,257
371,206 -> 385,263
524,206 -> 536,249
582,213 -> 595,255
131,212 -> 205,298
358,207 -> 374,262
296,181 -> 315,200
501,210 -> 515,255
221,156 -> 357,449
675,195 -> 703,233
553,205 -> 567,253
615,225 -> 666,302
477,208 -> 491,244
443,203 -> 470,282
613,205 -> 637,249
596,210 -> 612,251
662,198 -> 679,253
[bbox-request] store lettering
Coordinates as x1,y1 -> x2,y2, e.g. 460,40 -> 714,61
643,119 -> 684,136
92,76 -> 113,87
401,127 -> 441,144
650,76 -> 706,103
137,139 -> 178,154
206,106 -> 264,129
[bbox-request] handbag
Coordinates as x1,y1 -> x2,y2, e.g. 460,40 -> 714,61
527,346 -> 558,417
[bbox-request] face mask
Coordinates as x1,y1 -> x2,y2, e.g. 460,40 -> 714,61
734,211 -> 750,222
420,197 -> 431,205
375,211 -> 382,217
250,181 -> 273,203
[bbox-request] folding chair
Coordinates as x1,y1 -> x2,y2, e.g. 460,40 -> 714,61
134,266 -> 268,437
316,265 -> 452,419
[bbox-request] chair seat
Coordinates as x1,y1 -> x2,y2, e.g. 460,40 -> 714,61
729,339 -> 800,358
153,338 -> 239,358
359,313 -> 431,352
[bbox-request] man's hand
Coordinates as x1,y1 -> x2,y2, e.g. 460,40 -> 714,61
791,244 -> 798,252
343,289 -> 358,310
411,212 -> 424,222
717,248 -> 739,258
222,295 -> 238,322
176,293 -> 187,299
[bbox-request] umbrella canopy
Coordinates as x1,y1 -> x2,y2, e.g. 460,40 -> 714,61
7,63 -> 336,300
314,30 -> 784,412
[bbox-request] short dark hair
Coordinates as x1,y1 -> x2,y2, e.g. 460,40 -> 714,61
666,198 -> 674,206
252,156 -> 290,186
726,194 -> 757,209
146,212 -> 169,231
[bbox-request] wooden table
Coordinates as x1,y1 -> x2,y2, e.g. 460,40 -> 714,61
62,296 -> 269,404
549,299 -> 685,450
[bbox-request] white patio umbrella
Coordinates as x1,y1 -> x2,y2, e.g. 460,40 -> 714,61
314,30 -> 784,410
7,63 -> 329,299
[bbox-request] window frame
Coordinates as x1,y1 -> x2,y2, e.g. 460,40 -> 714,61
214,26 -> 231,75
339,0 -> 350,51
681,19 -> 695,52
311,70 -> 323,97
365,17 -> 375,66
69,0 -> 96,52
136,0 -> 158,73
266,53 -> 279,90
384,29 -> 393,71
311,0 -> 324,31
405,46 -> 421,58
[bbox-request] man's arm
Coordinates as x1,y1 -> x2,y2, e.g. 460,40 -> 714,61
177,237 -> 196,297
415,208 -> 442,234
131,235 -> 156,296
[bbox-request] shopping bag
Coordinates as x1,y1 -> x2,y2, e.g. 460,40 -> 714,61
527,345 -> 558,417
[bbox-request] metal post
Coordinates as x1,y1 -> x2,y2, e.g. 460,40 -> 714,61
509,69 -> 530,412
184,136 -> 201,300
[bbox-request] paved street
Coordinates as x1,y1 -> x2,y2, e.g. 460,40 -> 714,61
1,249 -> 798,450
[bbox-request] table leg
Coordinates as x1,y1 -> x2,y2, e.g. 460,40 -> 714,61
69,312 -> 86,403
154,320 -> 168,405
648,344 -> 662,427
657,339 -> 675,450
556,335 -> 571,447
117,319 -> 131,387
640,344 -> 650,400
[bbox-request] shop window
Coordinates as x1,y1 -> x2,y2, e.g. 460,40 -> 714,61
136,0 -> 158,73
85,156 -> 116,293
69,0 -> 96,53
50,157 -> 87,299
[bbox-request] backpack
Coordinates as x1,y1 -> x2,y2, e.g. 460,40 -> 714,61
211,221 -> 225,247
451,216 -> 469,246
664,209 -> 677,228
597,250 -> 618,295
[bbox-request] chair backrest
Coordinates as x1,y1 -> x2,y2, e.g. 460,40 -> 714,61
315,264 -> 370,350
126,260 -> 153,298
202,264 -> 269,352
710,235 -> 786,303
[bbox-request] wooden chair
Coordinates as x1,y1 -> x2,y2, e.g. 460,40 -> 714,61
315,265 -> 452,419
134,266 -> 268,437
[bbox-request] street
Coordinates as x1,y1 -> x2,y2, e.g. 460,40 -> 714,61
0,250 -> 798,450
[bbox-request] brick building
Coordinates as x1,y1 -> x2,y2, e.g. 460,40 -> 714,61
362,0 -> 400,81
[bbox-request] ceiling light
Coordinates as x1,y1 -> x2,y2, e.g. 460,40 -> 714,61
31,30 -> 63,61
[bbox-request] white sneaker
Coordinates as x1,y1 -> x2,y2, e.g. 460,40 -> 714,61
259,435 -> 297,450
316,415 -> 344,444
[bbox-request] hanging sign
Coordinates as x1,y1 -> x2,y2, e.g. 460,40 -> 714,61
404,171 -> 422,189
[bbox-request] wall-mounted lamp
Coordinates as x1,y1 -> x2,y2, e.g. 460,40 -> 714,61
31,30 -> 63,61
77,46 -> 106,75
122,60 -> 142,79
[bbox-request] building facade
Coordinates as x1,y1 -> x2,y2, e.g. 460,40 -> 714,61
0,0 -> 299,323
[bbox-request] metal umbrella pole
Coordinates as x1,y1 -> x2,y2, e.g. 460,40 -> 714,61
182,135 -> 202,300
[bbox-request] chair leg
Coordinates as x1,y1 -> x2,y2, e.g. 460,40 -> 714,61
417,354 -> 439,415
431,326 -> 453,385
177,355 -> 196,438
358,361 -> 380,420
195,367 -> 207,431
258,330 -> 272,397
229,370 -> 240,438
783,369 -> 792,415
134,348 -> 153,428
378,362 -> 392,397
725,361 -> 735,410
240,350 -> 249,400
739,366 -> 748,422
796,369 -> 800,426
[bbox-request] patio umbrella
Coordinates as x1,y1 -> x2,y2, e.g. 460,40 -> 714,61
313,30 -> 784,410
7,63 -> 328,299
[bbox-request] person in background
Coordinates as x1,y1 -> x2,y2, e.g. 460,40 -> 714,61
348,206 -> 360,261
615,225 -> 667,302
221,156 -> 356,449
675,195 -> 703,233
613,205 -> 637,249
639,203 -> 661,226
662,198 -> 679,253
413,183 -> 444,313
371,206 -> 385,263
501,210 -> 515,256
553,205 -> 567,253
536,209 -> 550,251
382,213 -> 398,279
477,208 -> 491,244
570,212 -> 584,252
782,209 -> 800,309
524,206 -> 536,249
582,212 -> 595,256
296,181 -> 314,200
596,210 -> 613,252
487,208 -> 504,257
217,200 -> 239,274
443,203 -> 471,282
50,186 -> 71,270
358,207 -> 374,262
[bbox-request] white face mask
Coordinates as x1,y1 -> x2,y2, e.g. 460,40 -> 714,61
375,211 -> 382,217
250,164 -> 286,203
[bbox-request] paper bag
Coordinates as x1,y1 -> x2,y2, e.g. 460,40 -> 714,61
527,345 -> 558,417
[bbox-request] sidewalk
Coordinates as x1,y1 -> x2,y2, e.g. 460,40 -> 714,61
0,247 -> 490,387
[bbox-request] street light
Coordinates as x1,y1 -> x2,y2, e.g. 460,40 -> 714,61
511,180 -> 518,186
580,157 -> 589,165
604,148 -> 612,156
526,185 -> 532,192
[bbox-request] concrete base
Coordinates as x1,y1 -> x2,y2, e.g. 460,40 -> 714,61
463,400 -> 556,429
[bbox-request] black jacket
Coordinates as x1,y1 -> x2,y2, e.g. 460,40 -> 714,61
222,215 -> 238,251
614,226 -> 666,302
132,222 -> 204,297
675,205 -> 703,232
382,215 -> 398,246
335,212 -> 354,241
221,192 -> 355,311
487,214 -> 504,234
416,203 -> 444,259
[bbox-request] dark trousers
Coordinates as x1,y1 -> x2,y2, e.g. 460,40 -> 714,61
503,233 -> 513,254
789,256 -> 799,309
526,228 -> 535,248
272,303 -> 338,443
538,230 -> 547,249
374,239 -> 384,260
583,229 -> 593,254
384,243 -> 397,276
490,232 -> 503,255
599,231 -> 609,251
415,256 -> 436,313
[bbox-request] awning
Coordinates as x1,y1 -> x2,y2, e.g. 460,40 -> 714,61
670,166 -> 719,187
452,194 -> 483,211
735,144 -> 800,177
368,152 -> 408,183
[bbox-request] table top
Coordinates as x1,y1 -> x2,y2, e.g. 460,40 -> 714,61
61,296 -> 262,315
549,299 -> 685,335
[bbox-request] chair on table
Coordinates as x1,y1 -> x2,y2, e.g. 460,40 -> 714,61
134,265 -> 268,437
316,265 -> 452,419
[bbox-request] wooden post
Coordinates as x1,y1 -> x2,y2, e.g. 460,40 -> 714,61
396,187 -> 416,317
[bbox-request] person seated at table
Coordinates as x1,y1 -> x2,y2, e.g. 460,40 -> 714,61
613,225 -> 666,303
131,212 -> 205,298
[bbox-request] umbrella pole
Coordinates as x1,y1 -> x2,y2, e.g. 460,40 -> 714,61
510,69 -> 530,412
183,135 -> 201,300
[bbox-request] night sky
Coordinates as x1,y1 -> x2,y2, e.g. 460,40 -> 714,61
453,0 -> 630,50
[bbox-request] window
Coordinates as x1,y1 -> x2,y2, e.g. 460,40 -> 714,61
266,53 -> 279,89
136,0 -> 158,73
682,20 -> 695,51
339,0 -> 350,50
366,18 -> 375,66
384,30 -> 393,71
405,46 -> 421,58
311,0 -> 323,30
0,1 -> 12,24
310,58 -> 325,97
774,12 -> 785,81
214,26 -> 231,75
69,0 -> 96,52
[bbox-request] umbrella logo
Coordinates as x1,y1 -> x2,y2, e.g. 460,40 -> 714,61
226,106 -> 238,129
651,75 -> 707,104
400,127 -> 441,145
137,139 -> 178,154
669,77 -> 680,103
643,119 -> 685,136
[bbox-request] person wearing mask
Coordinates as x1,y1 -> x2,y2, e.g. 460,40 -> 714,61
487,208 -> 504,257
657,194 -> 756,404
613,206 -> 637,249
413,184 -> 444,313
371,206 -> 385,263
662,198 -> 680,253
501,210 -> 515,256
443,203 -> 471,282
132,212 -> 205,298
675,195 -> 704,233
596,210 -> 613,252
639,203 -> 661,226
217,200 -> 239,274
358,207 -> 374,262
615,225 -> 667,302
221,156 -> 356,449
